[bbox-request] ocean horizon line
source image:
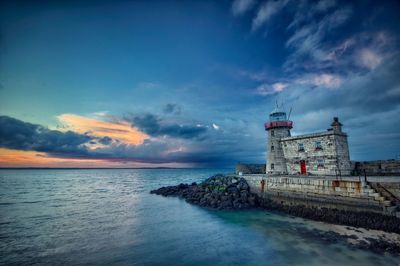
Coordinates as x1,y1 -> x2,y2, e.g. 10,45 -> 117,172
0,167 -> 233,170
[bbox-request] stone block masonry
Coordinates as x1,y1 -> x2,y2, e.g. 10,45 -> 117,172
281,132 -> 351,176
235,163 -> 265,175
242,175 -> 399,216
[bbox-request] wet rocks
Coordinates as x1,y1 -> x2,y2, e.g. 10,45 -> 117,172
362,237 -> 400,254
150,174 -> 259,210
257,197 -> 400,234
305,228 -> 400,255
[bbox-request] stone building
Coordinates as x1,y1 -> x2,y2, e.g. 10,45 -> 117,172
265,108 -> 351,176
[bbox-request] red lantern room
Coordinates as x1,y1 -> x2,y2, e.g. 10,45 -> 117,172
264,111 -> 293,131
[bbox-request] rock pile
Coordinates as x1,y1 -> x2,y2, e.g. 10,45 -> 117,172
150,174 -> 259,210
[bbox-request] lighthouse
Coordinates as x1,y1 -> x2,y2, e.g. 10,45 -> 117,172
264,107 -> 293,175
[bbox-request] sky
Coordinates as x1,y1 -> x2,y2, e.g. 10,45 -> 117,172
0,0 -> 399,168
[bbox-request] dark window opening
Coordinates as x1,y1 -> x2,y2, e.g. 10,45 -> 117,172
271,163 -> 274,170
298,143 -> 304,152
271,145 -> 274,151
315,141 -> 323,150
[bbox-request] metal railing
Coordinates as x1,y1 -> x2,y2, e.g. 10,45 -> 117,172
264,120 -> 293,130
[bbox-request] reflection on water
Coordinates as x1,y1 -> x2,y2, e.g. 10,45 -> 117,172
0,169 -> 399,266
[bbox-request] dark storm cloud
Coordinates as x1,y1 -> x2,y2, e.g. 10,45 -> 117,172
163,103 -> 181,115
0,115 -> 260,167
285,53 -> 400,118
0,116 -> 93,156
129,113 -> 207,139
97,124 -> 265,167
98,136 -> 113,145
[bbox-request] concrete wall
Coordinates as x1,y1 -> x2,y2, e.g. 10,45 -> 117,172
242,175 -> 396,215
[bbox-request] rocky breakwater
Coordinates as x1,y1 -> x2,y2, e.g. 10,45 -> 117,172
150,174 -> 259,210
151,174 -> 400,255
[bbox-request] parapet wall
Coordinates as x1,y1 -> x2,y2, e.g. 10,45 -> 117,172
354,160 -> 400,176
235,164 -> 265,175
242,175 -> 398,216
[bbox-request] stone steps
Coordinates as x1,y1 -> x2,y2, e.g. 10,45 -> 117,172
369,192 -> 380,198
382,200 -> 393,207
375,197 -> 385,202
367,182 -> 399,209
386,205 -> 398,212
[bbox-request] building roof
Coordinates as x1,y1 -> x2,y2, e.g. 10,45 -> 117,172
281,130 -> 347,142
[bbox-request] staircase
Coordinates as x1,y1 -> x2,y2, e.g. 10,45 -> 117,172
367,182 -> 400,217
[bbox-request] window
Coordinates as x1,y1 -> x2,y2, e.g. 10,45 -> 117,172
298,143 -> 304,151
271,145 -> 274,151
315,141 -> 322,150
271,163 -> 274,170
317,159 -> 324,168
271,130 -> 274,136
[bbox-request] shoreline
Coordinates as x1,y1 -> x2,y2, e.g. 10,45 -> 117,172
151,174 -> 400,255
293,216 -> 400,255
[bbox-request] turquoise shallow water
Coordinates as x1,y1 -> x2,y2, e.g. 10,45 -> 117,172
0,169 -> 399,266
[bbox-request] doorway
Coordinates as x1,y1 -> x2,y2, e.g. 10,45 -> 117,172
300,160 -> 307,175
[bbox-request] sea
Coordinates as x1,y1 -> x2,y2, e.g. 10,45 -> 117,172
0,169 -> 399,266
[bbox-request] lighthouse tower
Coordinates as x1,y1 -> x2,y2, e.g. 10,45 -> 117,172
264,107 -> 293,175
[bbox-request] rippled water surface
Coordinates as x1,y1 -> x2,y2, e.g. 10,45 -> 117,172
1,169 -> 399,265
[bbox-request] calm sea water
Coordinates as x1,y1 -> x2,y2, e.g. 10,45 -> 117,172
0,169 -> 399,266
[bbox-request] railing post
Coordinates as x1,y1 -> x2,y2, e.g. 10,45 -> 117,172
363,169 -> 367,183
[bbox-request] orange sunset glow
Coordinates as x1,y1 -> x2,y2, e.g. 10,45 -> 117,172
0,148 -> 191,168
57,114 -> 148,145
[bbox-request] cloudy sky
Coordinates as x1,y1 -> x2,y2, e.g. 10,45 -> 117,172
0,0 -> 399,168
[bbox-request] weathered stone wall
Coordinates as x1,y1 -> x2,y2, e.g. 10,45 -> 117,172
334,134 -> 352,176
235,164 -> 265,174
242,175 -> 397,216
354,160 -> 400,175
281,132 -> 351,176
266,127 -> 290,174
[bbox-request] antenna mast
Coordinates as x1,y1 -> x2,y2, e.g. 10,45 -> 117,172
288,107 -> 293,120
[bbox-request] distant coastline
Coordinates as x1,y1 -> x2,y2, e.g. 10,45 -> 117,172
0,167 -> 217,170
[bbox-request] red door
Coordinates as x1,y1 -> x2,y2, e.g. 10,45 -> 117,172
300,160 -> 307,175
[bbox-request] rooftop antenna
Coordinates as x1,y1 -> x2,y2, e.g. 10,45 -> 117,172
287,107 -> 293,120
